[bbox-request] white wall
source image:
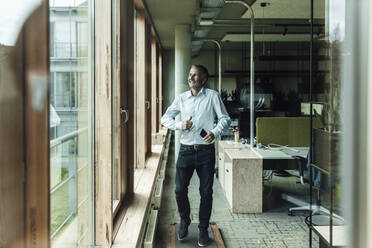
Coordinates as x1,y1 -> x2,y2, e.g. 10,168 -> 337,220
162,49 -> 175,111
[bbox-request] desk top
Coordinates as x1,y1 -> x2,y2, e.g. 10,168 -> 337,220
218,140 -> 247,150
224,147 -> 260,160
253,147 -> 308,160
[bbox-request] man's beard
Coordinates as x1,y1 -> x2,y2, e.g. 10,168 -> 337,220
189,81 -> 203,89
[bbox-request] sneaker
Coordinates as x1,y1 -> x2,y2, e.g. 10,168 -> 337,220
178,219 -> 189,241
198,228 -> 210,247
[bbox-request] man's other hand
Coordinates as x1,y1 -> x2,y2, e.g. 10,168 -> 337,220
203,131 -> 215,144
182,116 -> 193,130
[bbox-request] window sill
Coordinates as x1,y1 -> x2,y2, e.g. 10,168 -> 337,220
112,143 -> 165,247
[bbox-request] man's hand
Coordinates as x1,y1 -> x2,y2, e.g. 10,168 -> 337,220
203,131 -> 215,144
182,116 -> 193,131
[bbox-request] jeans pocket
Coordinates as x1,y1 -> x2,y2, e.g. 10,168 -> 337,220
180,147 -> 193,155
177,149 -> 193,168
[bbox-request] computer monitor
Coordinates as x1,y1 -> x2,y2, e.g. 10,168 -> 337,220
301,102 -> 324,116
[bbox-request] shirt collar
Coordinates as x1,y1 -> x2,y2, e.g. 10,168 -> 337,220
187,87 -> 206,98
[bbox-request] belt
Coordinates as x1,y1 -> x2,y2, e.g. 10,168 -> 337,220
180,143 -> 215,150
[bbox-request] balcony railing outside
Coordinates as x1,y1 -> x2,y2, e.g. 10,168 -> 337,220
51,42 -> 88,58
51,94 -> 77,108
50,127 -> 88,239
50,0 -> 88,7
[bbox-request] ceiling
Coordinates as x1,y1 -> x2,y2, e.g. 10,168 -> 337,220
145,0 -> 325,53
144,0 -> 197,48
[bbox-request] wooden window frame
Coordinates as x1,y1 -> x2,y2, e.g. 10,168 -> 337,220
95,0 -> 135,245
25,2 -> 50,247
156,45 -> 162,126
135,9 -> 147,168
94,0 -> 113,245
145,21 -> 152,156
151,34 -> 158,134
158,50 -> 163,123
123,0 -> 135,196
1,1 -> 50,247
24,4 -> 50,246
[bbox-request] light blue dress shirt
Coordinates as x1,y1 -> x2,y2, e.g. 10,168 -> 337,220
161,87 -> 231,145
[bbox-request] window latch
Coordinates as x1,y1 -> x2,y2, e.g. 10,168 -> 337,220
120,107 -> 129,123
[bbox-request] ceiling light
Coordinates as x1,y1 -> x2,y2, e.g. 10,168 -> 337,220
200,19 -> 214,26
221,33 -> 310,42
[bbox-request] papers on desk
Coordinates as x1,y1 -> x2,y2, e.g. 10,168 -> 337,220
226,140 -> 236,145
225,140 -> 250,147
253,147 -> 309,159
280,147 -> 308,158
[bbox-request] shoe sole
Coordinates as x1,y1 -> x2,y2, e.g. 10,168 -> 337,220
177,232 -> 188,241
198,241 -> 209,247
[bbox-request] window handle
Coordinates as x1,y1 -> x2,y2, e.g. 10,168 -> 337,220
120,107 -> 129,123
145,100 -> 150,110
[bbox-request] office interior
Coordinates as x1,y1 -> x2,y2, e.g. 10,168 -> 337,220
1,0 -> 372,247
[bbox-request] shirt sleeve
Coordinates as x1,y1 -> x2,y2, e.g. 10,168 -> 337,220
160,96 -> 183,130
211,92 -> 231,138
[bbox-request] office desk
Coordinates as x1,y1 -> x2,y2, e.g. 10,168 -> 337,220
252,147 -> 308,170
217,141 -> 246,193
217,141 -> 308,213
223,148 -> 262,213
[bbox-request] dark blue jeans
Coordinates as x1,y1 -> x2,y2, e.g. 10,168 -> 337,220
175,144 -> 215,230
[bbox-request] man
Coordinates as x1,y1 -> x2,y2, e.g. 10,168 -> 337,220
161,65 -> 231,247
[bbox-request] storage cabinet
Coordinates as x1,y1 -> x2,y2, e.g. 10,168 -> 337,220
224,160 -> 233,206
224,148 -> 263,213
217,141 -> 263,213
217,141 -> 245,193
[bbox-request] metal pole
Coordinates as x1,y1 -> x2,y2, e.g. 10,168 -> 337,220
224,0 -> 255,147
204,40 -> 222,93
309,0 -> 314,246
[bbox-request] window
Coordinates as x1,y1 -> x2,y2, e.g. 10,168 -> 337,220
53,72 -> 77,108
151,36 -> 158,134
112,0 -> 120,212
135,9 -> 148,168
49,0 -> 94,246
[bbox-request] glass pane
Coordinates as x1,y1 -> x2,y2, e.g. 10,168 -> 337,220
49,0 -> 93,246
311,0 -> 346,244
133,8 -> 137,169
112,0 -> 119,207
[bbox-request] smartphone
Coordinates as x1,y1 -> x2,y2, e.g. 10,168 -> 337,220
200,129 -> 207,138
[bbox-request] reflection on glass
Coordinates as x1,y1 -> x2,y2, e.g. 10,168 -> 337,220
311,0 -> 346,245
0,0 -> 42,46
49,0 -> 93,246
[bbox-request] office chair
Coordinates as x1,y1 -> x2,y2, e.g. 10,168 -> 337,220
283,155 -> 344,223
285,155 -> 323,216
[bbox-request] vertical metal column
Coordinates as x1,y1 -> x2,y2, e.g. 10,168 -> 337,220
309,0 -> 314,246
69,138 -> 78,216
224,0 -> 255,146
203,40 -> 222,93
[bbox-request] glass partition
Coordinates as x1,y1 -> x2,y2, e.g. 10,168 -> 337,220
309,0 -> 347,246
49,0 -> 94,246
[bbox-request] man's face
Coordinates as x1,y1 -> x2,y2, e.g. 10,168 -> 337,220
188,66 -> 206,90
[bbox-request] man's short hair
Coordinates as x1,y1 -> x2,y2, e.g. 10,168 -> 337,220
192,64 -> 209,82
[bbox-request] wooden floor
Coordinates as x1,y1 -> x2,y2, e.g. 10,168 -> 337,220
167,223 -> 224,248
